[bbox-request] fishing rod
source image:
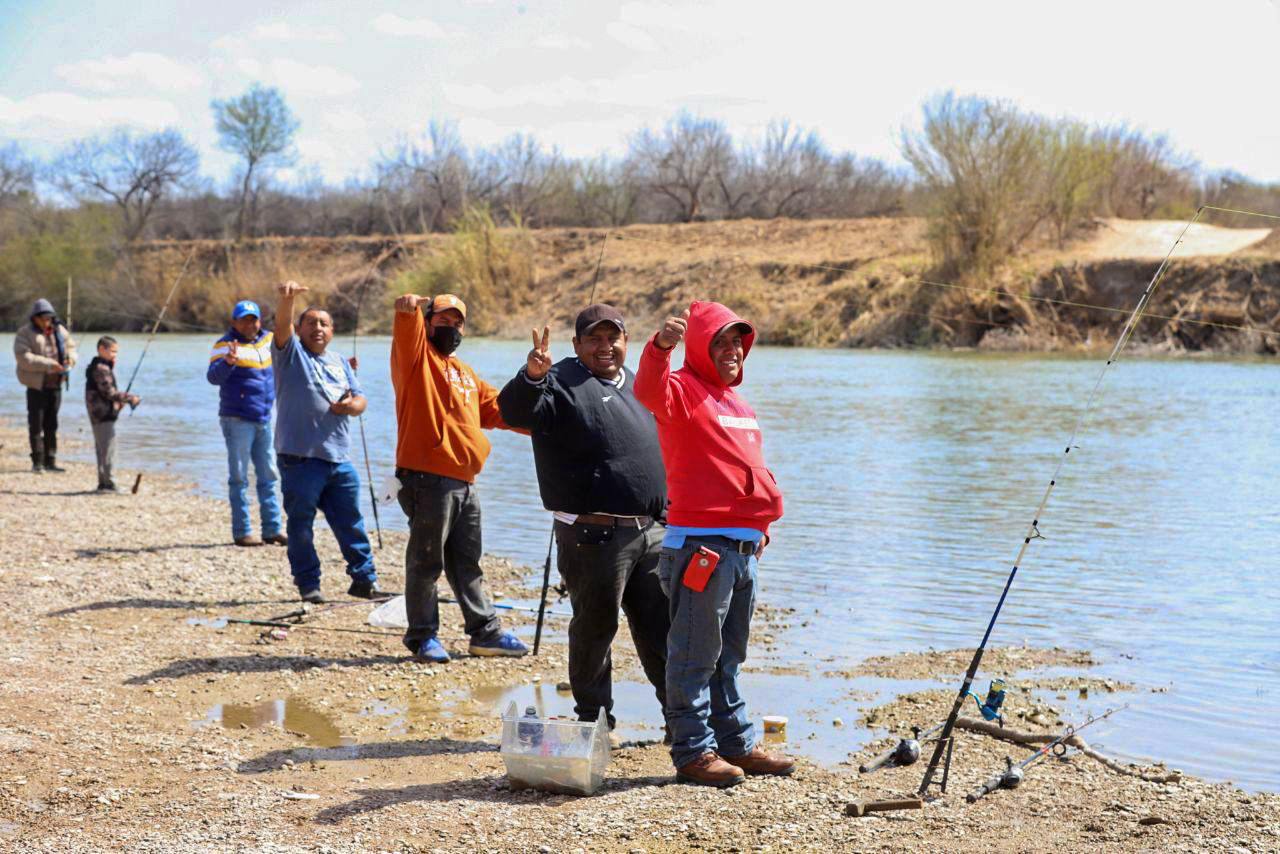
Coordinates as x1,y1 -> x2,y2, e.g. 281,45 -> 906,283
63,276 -> 72,391
916,208 -> 1208,798
533,230 -> 611,655
123,245 -> 197,414
966,705 -> 1128,803
270,595 -> 570,626
351,268 -> 383,549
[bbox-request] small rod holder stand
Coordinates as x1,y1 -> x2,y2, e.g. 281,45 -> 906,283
920,735 -> 955,797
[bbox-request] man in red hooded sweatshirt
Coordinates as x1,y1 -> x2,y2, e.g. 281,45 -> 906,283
634,300 -> 794,788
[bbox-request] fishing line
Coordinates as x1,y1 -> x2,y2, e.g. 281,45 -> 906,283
122,244 -> 198,413
915,207 -> 1211,797
351,266 -> 384,550
534,229 -> 612,655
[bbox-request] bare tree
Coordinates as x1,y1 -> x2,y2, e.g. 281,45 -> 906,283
628,112 -> 734,222
902,92 -> 1049,272
0,142 -> 36,201
570,156 -> 641,226
1094,125 -> 1196,219
1042,121 -> 1107,246
750,120 -> 830,218
377,120 -> 477,233
490,133 -> 570,226
49,129 -> 198,240
212,83 -> 299,239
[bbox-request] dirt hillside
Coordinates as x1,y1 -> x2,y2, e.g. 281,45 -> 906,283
120,216 -> 1280,353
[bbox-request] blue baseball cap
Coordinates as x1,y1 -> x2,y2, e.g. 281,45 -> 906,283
232,300 -> 261,320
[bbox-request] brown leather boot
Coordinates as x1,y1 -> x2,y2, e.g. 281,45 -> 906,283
675,751 -> 745,788
721,746 -> 796,776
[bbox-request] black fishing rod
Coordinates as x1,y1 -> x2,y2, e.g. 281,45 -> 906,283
916,209 -> 1208,798
123,245 -> 197,414
966,705 -> 1127,803
351,270 -> 383,549
532,230 -> 611,655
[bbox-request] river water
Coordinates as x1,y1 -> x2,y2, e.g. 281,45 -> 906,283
5,333 -> 1277,791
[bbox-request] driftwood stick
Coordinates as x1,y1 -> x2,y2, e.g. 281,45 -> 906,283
953,716 -> 1181,784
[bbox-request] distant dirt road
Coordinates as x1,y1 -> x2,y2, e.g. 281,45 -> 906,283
1080,218 -> 1271,259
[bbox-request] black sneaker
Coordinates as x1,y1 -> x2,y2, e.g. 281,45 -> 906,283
31,458 -> 43,474
43,458 -> 66,473
347,580 -> 392,600
300,588 -> 325,604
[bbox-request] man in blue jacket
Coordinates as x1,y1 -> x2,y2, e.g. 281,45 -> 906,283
207,300 -> 285,547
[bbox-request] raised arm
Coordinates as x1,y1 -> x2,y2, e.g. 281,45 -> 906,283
633,308 -> 691,423
497,326 -> 557,431
273,280 -> 309,349
391,294 -> 427,390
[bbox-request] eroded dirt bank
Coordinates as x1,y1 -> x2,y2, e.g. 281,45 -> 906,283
1,425 -> 1277,852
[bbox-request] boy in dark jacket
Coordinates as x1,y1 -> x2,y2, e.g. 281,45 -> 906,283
85,336 -> 138,492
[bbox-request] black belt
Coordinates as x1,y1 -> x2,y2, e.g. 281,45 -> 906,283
692,534 -> 757,555
573,513 -> 653,528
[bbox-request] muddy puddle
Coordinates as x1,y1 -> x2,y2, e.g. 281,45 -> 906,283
194,670 -> 942,768
194,697 -> 354,748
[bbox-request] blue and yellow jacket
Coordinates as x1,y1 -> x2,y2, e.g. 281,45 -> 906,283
207,329 -> 275,422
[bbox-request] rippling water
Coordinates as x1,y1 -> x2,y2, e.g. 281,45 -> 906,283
5,334 -> 1277,790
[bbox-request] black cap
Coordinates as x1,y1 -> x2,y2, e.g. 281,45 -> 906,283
574,303 -> 626,337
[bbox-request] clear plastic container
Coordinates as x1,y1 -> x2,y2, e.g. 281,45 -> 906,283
500,701 -> 610,795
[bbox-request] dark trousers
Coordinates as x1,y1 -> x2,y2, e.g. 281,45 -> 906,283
397,470 -> 501,652
554,519 -> 670,729
26,387 -> 60,462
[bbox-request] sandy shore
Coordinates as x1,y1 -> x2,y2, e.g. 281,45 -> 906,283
0,424 -> 1277,853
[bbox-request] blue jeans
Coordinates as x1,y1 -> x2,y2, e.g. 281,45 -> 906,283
219,417 -> 282,539
278,454 -> 376,592
657,536 -> 758,769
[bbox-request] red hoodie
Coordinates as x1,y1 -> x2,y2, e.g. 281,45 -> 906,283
634,300 -> 783,535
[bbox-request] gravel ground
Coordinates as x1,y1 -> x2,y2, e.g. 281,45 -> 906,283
1,424 -> 1277,853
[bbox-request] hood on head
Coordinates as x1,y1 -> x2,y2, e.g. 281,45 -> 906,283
683,300 -> 754,388
29,298 -> 56,320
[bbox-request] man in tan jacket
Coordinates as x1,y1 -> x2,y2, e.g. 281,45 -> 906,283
13,298 -> 77,473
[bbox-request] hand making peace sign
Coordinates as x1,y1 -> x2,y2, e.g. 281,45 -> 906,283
526,325 -> 552,380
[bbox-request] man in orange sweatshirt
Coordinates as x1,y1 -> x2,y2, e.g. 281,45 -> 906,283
391,293 -> 528,663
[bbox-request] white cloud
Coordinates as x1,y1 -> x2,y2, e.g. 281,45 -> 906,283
605,21 -> 658,52
0,92 -> 181,141
370,13 -> 446,38
534,33 -> 592,50
235,59 -> 361,97
248,21 -> 344,42
53,52 -> 204,94
322,108 -> 368,132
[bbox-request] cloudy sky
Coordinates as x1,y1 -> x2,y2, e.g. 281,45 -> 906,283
3,0 -> 1280,186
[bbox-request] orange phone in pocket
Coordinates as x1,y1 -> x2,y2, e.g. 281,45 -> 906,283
682,546 -> 720,592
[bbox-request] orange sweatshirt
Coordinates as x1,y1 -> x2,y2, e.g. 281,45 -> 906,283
391,309 -> 518,482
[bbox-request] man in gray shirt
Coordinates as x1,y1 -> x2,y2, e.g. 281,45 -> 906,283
273,280 -> 382,604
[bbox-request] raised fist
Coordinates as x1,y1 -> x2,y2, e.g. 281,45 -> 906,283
276,280 -> 309,298
395,294 -> 427,313
655,307 -> 691,350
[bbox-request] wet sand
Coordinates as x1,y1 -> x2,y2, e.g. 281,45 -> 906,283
0,424 -> 1277,852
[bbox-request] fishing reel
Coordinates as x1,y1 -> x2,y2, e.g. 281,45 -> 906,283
968,678 -> 1007,725
859,723 -> 939,774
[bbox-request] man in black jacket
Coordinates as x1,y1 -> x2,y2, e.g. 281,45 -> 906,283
498,304 -> 669,731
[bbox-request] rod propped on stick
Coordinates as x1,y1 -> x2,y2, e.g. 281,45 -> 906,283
917,208 -> 1207,798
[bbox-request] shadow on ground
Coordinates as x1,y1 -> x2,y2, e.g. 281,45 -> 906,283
125,653 -> 406,684
313,772 -> 673,824
48,597 -> 287,617
74,542 -> 235,558
240,736 -> 497,773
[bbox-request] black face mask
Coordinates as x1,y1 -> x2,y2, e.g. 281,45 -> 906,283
429,325 -> 463,356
